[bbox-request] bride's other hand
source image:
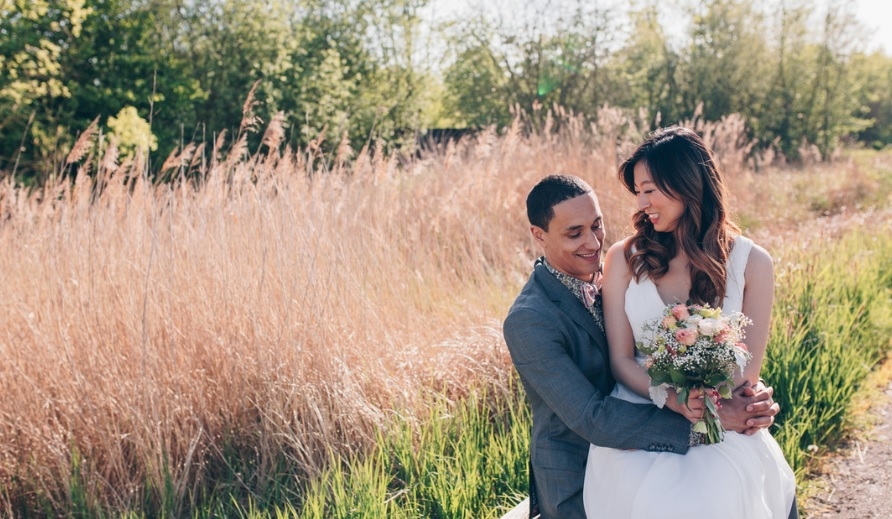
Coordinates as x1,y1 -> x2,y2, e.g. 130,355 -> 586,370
665,387 -> 706,424
718,380 -> 780,435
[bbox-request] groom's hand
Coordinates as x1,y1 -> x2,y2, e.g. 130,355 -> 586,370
717,380 -> 779,435
739,380 -> 780,434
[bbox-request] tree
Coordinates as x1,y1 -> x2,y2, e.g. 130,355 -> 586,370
853,51 -> 892,148
107,105 -> 157,158
442,17 -> 513,128
804,1 -> 873,157
0,0 -> 89,175
442,1 -> 620,130
59,0 -> 206,162
678,0 -> 772,129
759,0 -> 814,158
608,3 -> 681,126
179,0 -> 296,143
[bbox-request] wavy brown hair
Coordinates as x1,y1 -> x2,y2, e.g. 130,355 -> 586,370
619,127 -> 740,305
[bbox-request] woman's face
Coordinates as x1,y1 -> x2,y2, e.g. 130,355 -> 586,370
633,161 -> 685,233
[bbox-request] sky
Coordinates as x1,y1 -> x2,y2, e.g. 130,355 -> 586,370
856,0 -> 892,54
425,0 -> 892,56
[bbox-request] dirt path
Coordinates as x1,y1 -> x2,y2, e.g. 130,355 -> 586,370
804,380 -> 892,518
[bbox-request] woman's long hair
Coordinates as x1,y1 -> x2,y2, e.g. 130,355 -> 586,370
619,127 -> 740,306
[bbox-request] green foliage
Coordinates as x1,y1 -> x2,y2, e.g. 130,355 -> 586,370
442,3 -> 622,130
765,230 -> 892,478
290,383 -> 530,519
107,105 -> 157,158
608,5 -> 681,125
0,0 -> 89,119
4,0 -> 892,181
853,52 -> 892,149
60,0 -> 206,153
679,0 -> 772,128
0,0 -> 90,176
442,26 -> 513,128
439,0 -> 890,160
182,0 -> 295,139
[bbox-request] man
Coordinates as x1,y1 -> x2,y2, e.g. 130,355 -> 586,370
503,174 -> 783,518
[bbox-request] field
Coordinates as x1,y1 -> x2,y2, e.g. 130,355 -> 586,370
1,110 -> 890,517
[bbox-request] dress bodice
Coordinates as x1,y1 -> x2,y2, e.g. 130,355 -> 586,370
625,236 -> 753,351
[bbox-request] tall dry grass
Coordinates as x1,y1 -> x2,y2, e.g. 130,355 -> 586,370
0,103 -> 886,515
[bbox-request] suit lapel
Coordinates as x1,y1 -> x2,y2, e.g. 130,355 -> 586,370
533,265 -> 609,355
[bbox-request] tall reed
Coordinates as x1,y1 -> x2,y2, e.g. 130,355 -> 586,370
210,223 -> 892,518
0,105 -> 887,515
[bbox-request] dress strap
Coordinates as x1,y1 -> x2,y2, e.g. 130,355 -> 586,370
724,236 -> 753,313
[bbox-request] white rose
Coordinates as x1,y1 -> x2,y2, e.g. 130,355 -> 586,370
686,314 -> 703,327
698,318 -> 723,336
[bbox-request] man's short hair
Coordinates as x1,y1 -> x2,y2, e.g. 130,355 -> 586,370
526,174 -> 593,230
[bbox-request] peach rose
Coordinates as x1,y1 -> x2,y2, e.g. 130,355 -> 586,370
675,328 -> 699,346
671,304 -> 690,321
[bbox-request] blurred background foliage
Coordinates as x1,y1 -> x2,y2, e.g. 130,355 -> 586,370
2,0 -> 891,184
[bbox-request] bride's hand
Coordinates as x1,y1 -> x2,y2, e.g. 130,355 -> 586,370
665,387 -> 707,424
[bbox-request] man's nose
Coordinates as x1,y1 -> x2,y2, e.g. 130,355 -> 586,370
586,229 -> 602,248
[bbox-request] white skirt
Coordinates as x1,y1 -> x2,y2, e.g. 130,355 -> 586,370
583,384 -> 796,519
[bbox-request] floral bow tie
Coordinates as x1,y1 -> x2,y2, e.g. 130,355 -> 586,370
581,273 -> 603,308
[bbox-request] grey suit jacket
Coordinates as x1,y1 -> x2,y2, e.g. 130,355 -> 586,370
503,260 -> 691,518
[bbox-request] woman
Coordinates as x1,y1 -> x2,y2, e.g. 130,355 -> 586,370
583,127 -> 796,518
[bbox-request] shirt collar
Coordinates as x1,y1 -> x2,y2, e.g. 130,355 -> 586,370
539,257 -> 603,308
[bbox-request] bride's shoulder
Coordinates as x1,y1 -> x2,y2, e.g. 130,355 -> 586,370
605,238 -> 631,263
743,241 -> 774,278
604,238 -> 633,279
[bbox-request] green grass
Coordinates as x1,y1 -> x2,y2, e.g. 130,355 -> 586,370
295,383 -> 530,519
766,230 -> 892,479
182,381 -> 530,519
192,228 -> 892,518
10,232 -> 891,518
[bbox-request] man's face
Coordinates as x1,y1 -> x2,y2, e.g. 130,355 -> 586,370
531,192 -> 605,282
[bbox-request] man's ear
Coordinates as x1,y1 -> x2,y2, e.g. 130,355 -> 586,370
530,225 -> 546,245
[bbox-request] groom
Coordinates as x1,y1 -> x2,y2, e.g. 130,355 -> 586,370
503,174 -> 788,519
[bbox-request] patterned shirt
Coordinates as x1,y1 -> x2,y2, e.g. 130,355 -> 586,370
540,257 -> 604,333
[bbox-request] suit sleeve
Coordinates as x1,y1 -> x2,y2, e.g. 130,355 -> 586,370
504,305 -> 691,452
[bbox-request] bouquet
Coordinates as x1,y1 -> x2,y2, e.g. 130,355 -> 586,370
637,302 -> 753,444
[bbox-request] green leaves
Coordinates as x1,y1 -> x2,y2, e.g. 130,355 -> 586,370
107,106 -> 157,158
0,0 -> 89,126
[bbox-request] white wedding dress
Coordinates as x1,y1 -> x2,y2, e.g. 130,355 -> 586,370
583,236 -> 796,518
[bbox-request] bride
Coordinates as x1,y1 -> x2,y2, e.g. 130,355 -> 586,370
583,127 -> 797,518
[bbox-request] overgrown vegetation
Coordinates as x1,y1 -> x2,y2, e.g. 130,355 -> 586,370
3,0 -> 892,183
174,223 -> 892,518
0,105 -> 890,516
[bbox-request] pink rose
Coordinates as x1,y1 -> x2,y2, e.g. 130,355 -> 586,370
661,315 -> 678,329
735,342 -> 748,351
675,328 -> 699,346
671,304 -> 690,321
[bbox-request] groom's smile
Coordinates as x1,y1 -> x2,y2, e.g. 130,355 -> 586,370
531,192 -> 605,282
